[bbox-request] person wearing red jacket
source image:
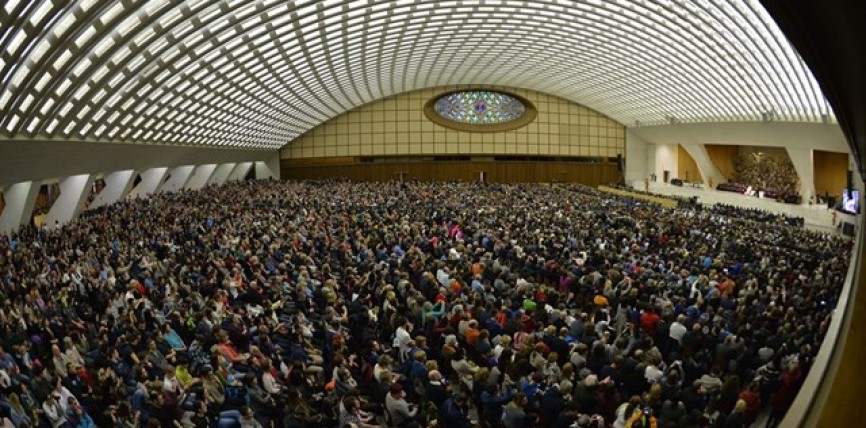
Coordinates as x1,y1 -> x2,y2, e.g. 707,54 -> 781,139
738,381 -> 762,426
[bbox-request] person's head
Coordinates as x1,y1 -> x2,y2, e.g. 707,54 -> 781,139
241,406 -> 255,419
7,393 -> 20,408
390,382 -> 403,397
559,380 -> 573,394
344,395 -> 360,411
512,391 -> 528,407
378,355 -> 392,367
734,399 -> 747,413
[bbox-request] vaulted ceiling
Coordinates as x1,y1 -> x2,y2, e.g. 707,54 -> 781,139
0,0 -> 833,150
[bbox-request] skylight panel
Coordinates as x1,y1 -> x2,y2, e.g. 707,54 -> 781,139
93,37 -> 114,58
18,93 -> 35,111
224,37 -> 243,52
132,27 -> 156,47
75,26 -> 98,48
78,122 -> 93,135
5,114 -> 21,132
117,15 -> 142,37
100,2 -> 124,25
75,105 -> 91,119
79,0 -> 99,12
29,1 -> 53,26
51,13 -> 76,38
5,31 -> 27,55
44,118 -> 60,133
105,92 -> 122,108
38,97 -> 55,115
93,88 -> 108,103
9,64 -> 31,88
62,120 -> 77,135
158,9 -> 183,28
3,0 -> 21,14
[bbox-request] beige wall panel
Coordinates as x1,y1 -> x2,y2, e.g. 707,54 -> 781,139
281,85 -> 625,159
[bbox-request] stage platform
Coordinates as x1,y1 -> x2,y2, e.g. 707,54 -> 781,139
629,180 -> 858,234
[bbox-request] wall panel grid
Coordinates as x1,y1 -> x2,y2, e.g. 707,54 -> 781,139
281,86 -> 625,159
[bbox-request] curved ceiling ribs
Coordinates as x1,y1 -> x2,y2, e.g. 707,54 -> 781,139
0,0 -> 833,150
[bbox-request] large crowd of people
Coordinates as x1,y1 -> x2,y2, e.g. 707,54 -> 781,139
707,205 -> 805,228
0,179 -> 851,428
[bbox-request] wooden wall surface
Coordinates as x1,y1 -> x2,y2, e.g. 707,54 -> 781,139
677,145 -> 702,183
281,158 -> 620,185
813,150 -> 849,196
705,144 -> 739,181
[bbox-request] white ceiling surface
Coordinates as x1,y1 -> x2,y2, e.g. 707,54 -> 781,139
0,0 -> 834,151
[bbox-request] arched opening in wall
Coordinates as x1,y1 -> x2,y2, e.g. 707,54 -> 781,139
244,167 -> 256,181
0,191 -> 5,217
132,174 -> 142,189
85,177 -> 106,210
32,183 -> 61,228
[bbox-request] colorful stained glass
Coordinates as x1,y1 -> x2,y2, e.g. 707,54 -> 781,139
433,91 -> 526,124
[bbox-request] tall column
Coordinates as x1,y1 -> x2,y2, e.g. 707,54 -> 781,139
0,181 -> 40,234
185,164 -> 217,190
649,144 -> 679,184
227,162 -> 254,182
787,147 -> 815,204
255,152 -> 280,180
128,167 -> 169,199
207,163 -> 236,186
625,130 -> 648,186
159,165 -> 195,193
44,174 -> 94,227
90,170 -> 136,208
680,144 -> 726,187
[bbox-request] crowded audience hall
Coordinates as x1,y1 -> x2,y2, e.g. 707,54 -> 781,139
0,179 -> 851,428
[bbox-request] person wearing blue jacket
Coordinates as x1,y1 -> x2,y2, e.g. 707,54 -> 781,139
439,393 -> 473,428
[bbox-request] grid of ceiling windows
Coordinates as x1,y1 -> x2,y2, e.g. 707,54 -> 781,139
0,0 -> 834,150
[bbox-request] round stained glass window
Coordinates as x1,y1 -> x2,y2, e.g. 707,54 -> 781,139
424,89 -> 536,132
